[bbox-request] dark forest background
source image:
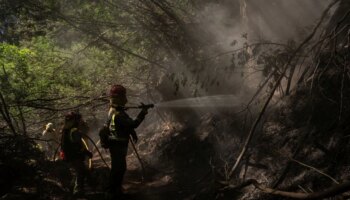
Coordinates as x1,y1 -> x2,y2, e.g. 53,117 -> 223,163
1,0 -> 350,199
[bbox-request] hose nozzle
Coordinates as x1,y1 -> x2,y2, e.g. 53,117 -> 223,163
138,103 -> 154,110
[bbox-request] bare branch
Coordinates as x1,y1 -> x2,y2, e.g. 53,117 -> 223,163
290,157 -> 339,184
222,179 -> 350,199
227,0 -> 341,180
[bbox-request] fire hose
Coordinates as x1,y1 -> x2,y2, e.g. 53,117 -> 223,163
81,138 -> 92,169
82,133 -> 110,169
89,137 -> 146,182
52,103 -> 153,174
52,134 -> 110,169
129,136 -> 146,182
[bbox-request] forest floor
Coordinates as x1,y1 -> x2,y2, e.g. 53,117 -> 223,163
76,169 -> 183,200
89,157 -> 185,200
1,152 -> 196,200
1,117 -> 246,200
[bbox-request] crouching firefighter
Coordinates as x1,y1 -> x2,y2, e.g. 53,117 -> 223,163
60,112 -> 93,197
99,84 -> 149,199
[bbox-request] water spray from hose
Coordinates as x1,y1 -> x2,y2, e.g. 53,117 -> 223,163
127,95 -> 242,109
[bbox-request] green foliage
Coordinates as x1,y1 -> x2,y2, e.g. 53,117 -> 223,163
0,43 -> 33,99
0,36 -> 107,130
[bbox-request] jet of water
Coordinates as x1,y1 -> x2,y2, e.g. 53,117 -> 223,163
155,95 -> 242,108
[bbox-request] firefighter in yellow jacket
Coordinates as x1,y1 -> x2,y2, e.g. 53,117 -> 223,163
60,112 -> 93,197
102,85 -> 148,199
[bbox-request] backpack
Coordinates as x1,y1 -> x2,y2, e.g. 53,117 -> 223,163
99,125 -> 111,149
61,128 -> 81,160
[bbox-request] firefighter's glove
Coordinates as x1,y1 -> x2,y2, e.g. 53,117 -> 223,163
140,103 -> 149,115
136,111 -> 147,123
137,106 -> 148,120
141,108 -> 148,115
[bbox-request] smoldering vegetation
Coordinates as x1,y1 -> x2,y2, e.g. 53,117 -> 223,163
1,0 -> 350,199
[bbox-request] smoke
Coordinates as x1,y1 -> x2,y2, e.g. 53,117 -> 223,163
198,0 -> 331,43
186,0 -> 333,97
156,95 -> 243,108
245,0 -> 332,41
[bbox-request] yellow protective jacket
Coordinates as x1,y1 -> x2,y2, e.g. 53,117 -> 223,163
107,107 -> 146,143
61,127 -> 86,161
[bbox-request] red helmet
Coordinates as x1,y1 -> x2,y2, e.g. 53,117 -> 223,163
64,112 -> 81,122
110,84 -> 126,97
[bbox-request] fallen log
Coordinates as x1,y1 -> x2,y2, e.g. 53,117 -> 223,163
222,179 -> 350,199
